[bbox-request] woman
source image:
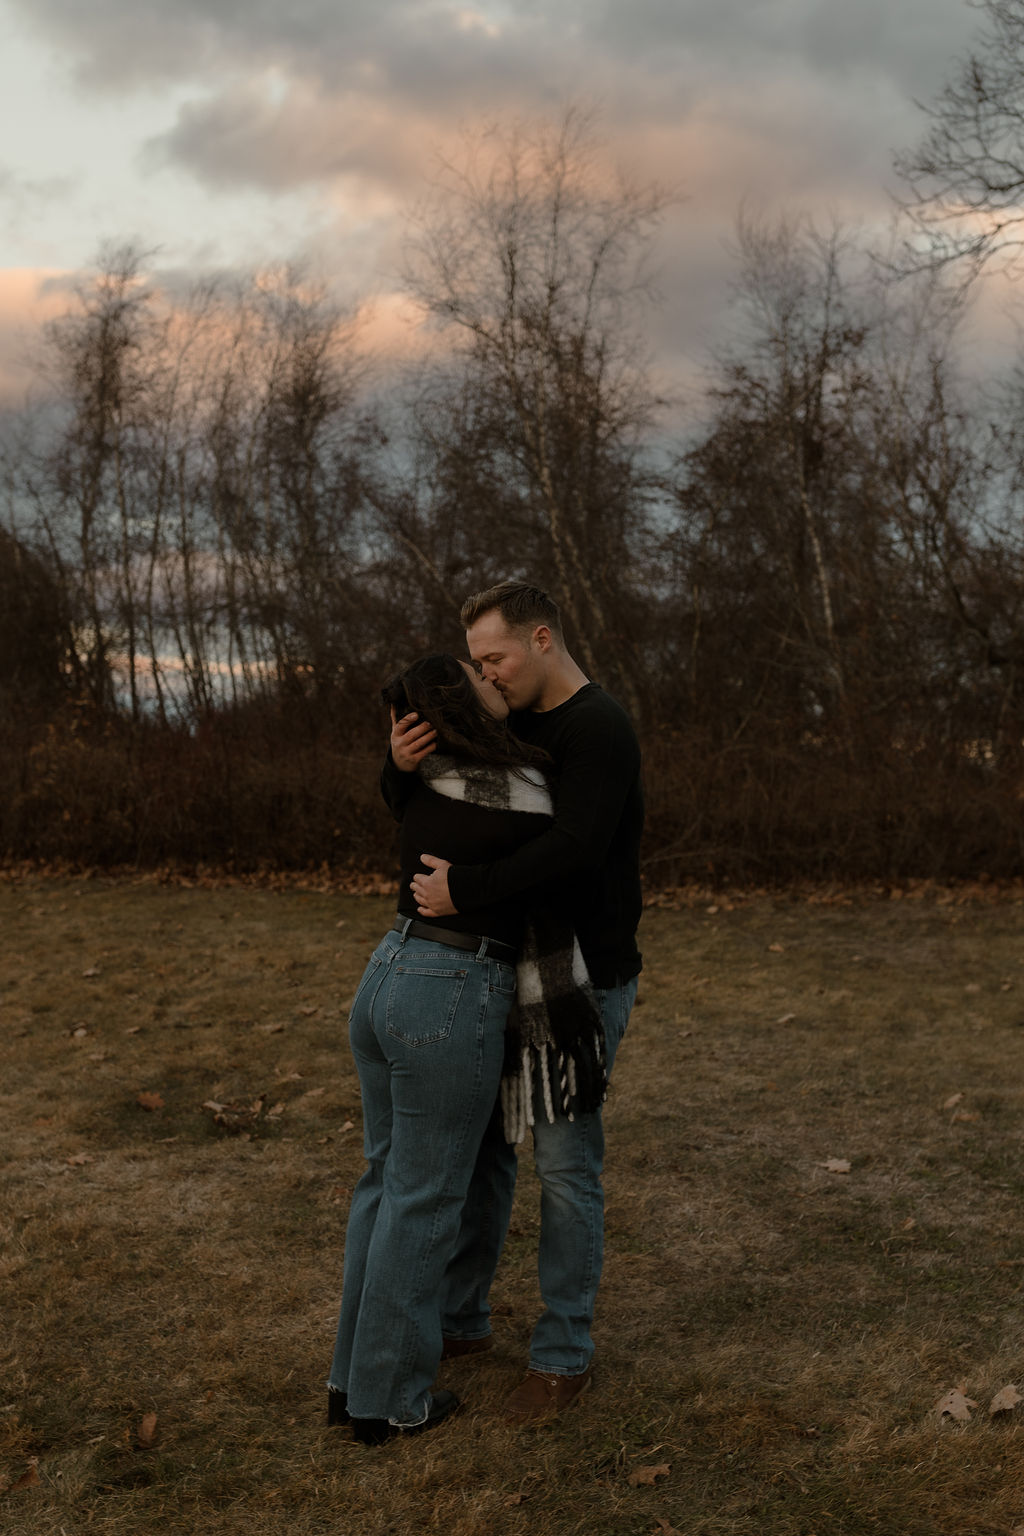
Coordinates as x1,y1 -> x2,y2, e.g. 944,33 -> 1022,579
326,652 -> 553,1445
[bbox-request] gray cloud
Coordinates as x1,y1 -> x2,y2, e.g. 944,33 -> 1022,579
11,0 -> 982,106
4,0 -> 990,379
8,0 -> 549,91
0,162 -> 78,233
140,82 -> 415,193
591,0 -> 979,96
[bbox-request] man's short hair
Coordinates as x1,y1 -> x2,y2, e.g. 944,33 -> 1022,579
460,580 -> 564,641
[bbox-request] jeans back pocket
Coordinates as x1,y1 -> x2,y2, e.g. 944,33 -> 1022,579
386,962 -> 470,1046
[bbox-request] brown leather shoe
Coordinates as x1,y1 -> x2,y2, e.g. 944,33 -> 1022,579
502,1366 -> 593,1422
441,1333 -> 494,1361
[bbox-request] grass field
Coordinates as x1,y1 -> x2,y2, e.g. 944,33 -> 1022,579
2,875 -> 1024,1535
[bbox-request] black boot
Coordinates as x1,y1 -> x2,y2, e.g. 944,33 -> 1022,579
327,1388 -> 350,1427
351,1390 -> 460,1446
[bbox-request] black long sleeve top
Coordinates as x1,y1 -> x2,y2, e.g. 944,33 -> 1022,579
387,777 -> 550,949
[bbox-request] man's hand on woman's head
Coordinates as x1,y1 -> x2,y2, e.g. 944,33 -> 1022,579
390,709 -> 437,772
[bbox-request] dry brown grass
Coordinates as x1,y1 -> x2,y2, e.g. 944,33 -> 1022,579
2,877 -> 1024,1534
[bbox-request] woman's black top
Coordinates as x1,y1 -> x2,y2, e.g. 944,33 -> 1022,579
390,777 -> 547,949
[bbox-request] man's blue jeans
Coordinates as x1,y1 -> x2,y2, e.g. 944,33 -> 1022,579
328,927 -> 515,1424
440,977 -> 638,1375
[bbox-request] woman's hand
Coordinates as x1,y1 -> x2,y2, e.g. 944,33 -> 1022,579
390,709 -> 437,772
411,855 -> 456,917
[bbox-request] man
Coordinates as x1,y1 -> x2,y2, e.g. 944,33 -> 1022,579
386,580 -> 643,1421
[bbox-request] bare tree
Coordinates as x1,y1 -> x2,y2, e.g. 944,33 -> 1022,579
896,0 -> 1024,275
402,107 -> 671,719
668,216 -> 876,733
201,268 -> 377,724
11,247 -> 169,716
666,213 -> 1002,743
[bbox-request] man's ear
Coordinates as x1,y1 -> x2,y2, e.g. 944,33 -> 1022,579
532,624 -> 553,653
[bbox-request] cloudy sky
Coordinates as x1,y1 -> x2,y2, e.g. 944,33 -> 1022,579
0,0 -> 1000,403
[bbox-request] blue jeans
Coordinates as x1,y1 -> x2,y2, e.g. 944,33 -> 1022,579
328,926 -> 515,1424
440,977 -> 638,1375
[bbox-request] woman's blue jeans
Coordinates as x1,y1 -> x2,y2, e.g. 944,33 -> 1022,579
328,926 -> 515,1424
439,977 -> 638,1375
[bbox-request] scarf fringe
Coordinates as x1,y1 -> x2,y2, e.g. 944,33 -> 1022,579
500,1032 -> 609,1145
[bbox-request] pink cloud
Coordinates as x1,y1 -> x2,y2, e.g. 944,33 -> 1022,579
0,268 -> 73,405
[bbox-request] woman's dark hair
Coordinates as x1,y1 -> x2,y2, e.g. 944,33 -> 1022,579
382,653 -> 548,773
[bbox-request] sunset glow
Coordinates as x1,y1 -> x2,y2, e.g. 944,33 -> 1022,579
0,0 -> 993,387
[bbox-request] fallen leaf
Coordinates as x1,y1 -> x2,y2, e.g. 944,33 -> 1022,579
628,1465 -> 671,1487
503,1492 -> 527,1506
943,1092 -> 964,1111
66,1152 -> 93,1167
768,943 -> 785,953
952,1109 -> 980,1123
989,1385 -> 1022,1415
71,1025 -> 89,1039
203,1097 -> 270,1136
266,1102 -> 286,1118
125,1025 -> 142,1035
82,967 -> 100,978
652,1522 -> 679,1536
340,1119 -> 355,1133
137,1411 -> 158,1447
136,1092 -> 164,1112
776,1012 -> 796,1024
8,1461 -> 40,1491
298,1005 -> 320,1017
256,1022 -> 285,1035
820,1158 -> 851,1174
935,1388 -> 977,1423
902,1217 -> 916,1231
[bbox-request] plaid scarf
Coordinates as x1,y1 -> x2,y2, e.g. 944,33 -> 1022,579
419,754 -> 607,1143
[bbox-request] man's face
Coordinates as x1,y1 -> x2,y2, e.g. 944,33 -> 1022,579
459,658 -> 509,720
466,611 -> 545,713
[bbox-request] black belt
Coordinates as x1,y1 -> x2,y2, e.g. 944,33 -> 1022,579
391,917 -> 517,965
